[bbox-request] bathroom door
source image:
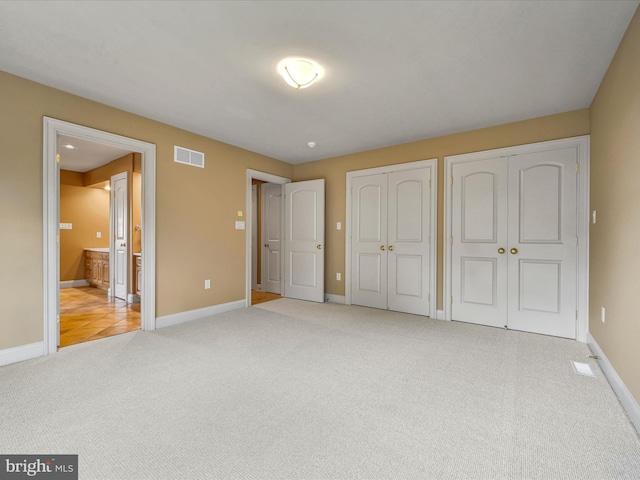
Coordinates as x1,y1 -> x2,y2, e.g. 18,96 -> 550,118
111,172 -> 129,300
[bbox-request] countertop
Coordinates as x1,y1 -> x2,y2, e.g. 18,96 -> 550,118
84,247 -> 109,253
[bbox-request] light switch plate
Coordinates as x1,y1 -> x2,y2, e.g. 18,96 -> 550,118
337,222 -> 342,230
96,232 -> 101,238
235,221 -> 245,230
60,223 -> 72,230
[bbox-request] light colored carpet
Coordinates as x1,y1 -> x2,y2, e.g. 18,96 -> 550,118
1,298 -> 639,479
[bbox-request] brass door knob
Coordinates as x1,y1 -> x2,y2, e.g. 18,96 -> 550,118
317,244 -> 324,249
510,248 -> 518,254
498,248 -> 505,254
120,243 -> 126,247
388,246 -> 394,251
380,245 -> 385,251
264,244 -> 269,248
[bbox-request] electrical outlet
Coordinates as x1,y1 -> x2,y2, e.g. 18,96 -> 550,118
336,273 -> 341,281
601,307 -> 605,323
96,232 -> 101,238
204,279 -> 211,289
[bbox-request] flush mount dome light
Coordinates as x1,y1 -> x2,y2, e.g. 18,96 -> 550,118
278,58 -> 323,89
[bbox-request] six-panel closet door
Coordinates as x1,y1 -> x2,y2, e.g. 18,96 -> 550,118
351,167 -> 431,316
451,146 -> 578,338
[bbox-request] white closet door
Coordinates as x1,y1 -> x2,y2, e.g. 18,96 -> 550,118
351,174 -> 388,309
507,147 -> 578,338
451,147 -> 579,338
451,157 -> 508,328
387,168 -> 431,316
283,179 -> 325,303
112,171 -> 129,301
262,183 -> 282,294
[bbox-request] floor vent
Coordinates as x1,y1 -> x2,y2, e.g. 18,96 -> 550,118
174,145 -> 204,168
571,361 -> 595,377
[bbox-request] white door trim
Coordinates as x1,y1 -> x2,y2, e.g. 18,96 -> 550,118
245,169 -> 291,306
345,158 -> 438,319
444,135 -> 589,342
43,117 -> 157,355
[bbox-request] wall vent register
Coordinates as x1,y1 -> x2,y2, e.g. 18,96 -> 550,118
174,145 -> 204,168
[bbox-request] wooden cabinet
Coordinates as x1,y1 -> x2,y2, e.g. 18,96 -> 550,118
135,256 -> 142,296
85,250 -> 110,291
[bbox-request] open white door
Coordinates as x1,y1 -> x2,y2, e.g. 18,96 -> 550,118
111,172 -> 129,301
262,182 -> 282,294
284,179 -> 325,303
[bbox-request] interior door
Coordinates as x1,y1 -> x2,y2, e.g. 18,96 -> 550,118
262,182 -> 282,294
351,173 -> 388,309
283,179 -> 325,302
387,168 -> 432,316
451,148 -> 578,338
451,157 -> 508,328
506,147 -> 577,338
111,172 -> 129,300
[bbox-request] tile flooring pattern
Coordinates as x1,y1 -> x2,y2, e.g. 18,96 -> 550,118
59,287 -> 140,348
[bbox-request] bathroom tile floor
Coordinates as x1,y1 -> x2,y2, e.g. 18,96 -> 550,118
59,287 -> 140,348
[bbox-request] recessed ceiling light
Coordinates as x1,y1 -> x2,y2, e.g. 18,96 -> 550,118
63,144 -> 77,150
278,58 -> 323,89
104,185 -> 111,191
307,141 -> 317,148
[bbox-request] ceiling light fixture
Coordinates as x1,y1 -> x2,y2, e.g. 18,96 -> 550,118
278,58 -> 323,89
63,144 -> 77,150
307,142 -> 317,148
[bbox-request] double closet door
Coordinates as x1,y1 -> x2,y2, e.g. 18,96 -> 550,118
351,167 -> 432,316
451,145 -> 579,338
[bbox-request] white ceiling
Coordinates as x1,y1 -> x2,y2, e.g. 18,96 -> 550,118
57,135 -> 132,173
1,1 -> 638,164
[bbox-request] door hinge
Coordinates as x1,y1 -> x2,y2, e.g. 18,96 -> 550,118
451,176 -> 454,185
428,293 -> 431,301
55,154 -> 60,164
576,163 -> 579,172
576,310 -> 578,320
450,235 -> 453,245
450,296 -> 453,304
56,234 -> 60,243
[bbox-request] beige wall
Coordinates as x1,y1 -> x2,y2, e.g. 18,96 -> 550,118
0,70 -> 293,350
59,181 -> 110,281
293,109 -> 590,308
589,8 -> 640,404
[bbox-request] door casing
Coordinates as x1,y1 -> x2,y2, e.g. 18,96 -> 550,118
444,136 -> 590,342
43,117 -> 156,355
345,159 -> 438,319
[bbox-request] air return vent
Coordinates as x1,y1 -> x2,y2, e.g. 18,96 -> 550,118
174,145 -> 204,168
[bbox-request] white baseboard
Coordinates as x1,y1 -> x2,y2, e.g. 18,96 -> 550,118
156,300 -> 246,329
436,310 -> 445,321
127,293 -> 141,304
60,279 -> 89,289
0,342 -> 44,367
587,332 -> 640,435
325,294 -> 346,304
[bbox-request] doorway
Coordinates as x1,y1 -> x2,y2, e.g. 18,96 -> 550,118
245,170 -> 326,305
57,141 -> 141,347
43,118 -> 156,355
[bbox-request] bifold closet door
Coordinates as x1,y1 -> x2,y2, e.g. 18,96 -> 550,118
451,147 -> 578,338
351,168 -> 431,315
